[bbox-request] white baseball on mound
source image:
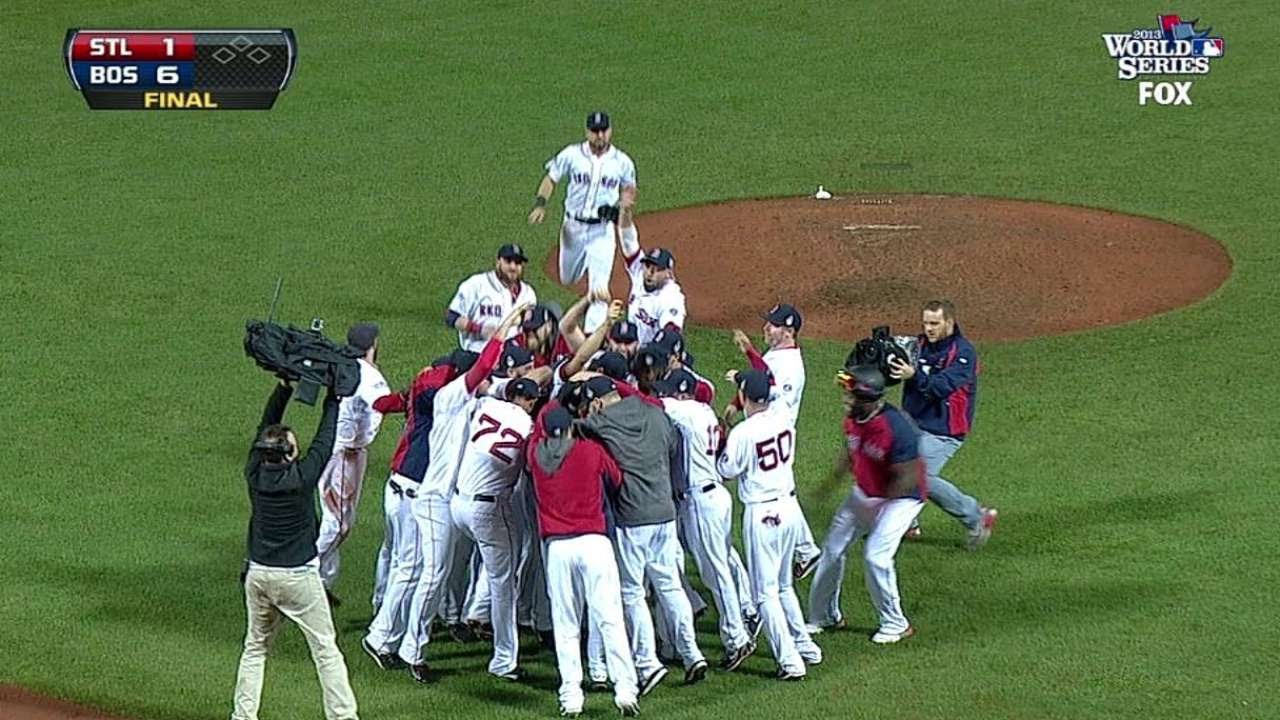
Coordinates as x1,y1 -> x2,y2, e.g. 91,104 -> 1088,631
814,185 -> 832,200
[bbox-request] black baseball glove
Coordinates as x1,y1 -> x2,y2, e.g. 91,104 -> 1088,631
597,204 -> 621,223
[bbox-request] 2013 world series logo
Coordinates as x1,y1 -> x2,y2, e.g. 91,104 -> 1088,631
1102,15 -> 1224,106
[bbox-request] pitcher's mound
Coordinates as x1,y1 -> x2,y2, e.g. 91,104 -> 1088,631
549,194 -> 1231,342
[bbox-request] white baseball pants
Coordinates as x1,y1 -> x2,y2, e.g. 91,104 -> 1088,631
743,496 -> 814,676
558,217 -> 615,332
545,534 -> 637,713
364,475 -> 423,654
397,491 -> 456,665
807,486 -> 924,635
450,492 -> 520,675
614,521 -> 705,675
316,448 -> 368,591
680,484 -> 751,651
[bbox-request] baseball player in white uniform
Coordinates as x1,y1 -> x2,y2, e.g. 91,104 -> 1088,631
450,378 -> 540,680
657,369 -> 756,670
397,307 -> 527,680
616,210 -> 686,345
731,304 -> 822,578
717,370 -> 821,680
316,323 -> 389,601
528,111 -> 637,332
447,244 -> 538,352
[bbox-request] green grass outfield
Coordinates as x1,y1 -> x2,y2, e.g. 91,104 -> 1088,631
2,2 -> 1276,719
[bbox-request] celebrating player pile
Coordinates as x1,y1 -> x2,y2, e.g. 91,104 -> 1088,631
233,109 -> 999,718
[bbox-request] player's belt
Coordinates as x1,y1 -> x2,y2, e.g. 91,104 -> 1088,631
388,478 -> 418,499
569,215 -> 604,225
753,489 -> 798,504
678,482 -> 719,501
455,489 -> 496,503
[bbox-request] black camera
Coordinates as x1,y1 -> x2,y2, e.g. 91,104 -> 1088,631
846,326 -> 919,386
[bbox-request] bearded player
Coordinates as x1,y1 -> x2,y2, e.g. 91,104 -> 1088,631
528,111 -> 637,333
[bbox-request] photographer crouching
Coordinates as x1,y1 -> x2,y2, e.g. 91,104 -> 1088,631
231,379 -> 359,720
886,300 -> 997,550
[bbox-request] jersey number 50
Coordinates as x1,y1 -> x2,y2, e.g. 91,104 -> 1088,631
754,430 -> 793,471
471,414 -> 525,464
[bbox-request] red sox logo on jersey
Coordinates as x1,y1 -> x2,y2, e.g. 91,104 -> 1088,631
632,306 -> 657,328
570,173 -> 622,189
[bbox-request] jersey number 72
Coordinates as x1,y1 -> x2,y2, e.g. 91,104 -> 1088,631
471,414 -> 526,464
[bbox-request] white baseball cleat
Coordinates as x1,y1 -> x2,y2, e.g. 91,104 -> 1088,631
814,185 -> 832,200
870,626 -> 916,644
966,507 -> 999,551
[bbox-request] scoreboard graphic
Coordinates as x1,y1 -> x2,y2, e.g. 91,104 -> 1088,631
64,29 -> 297,110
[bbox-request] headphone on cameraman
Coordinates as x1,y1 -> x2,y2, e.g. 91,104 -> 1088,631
253,438 -> 295,457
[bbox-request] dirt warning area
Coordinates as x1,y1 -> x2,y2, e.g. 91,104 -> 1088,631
0,686 -> 131,720
547,194 -> 1231,342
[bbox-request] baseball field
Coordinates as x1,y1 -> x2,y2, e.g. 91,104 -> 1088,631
2,2 -> 1275,719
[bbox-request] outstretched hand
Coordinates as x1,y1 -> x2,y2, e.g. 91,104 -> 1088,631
732,329 -> 753,354
528,207 -> 546,224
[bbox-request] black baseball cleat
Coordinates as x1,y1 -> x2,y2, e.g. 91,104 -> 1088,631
587,678 -> 612,692
408,663 -> 433,684
743,614 -> 763,641
492,666 -> 527,682
792,551 -> 822,581
616,700 -> 641,717
448,622 -> 478,643
639,667 -> 668,696
721,641 -> 755,672
469,619 -> 495,641
683,659 -> 708,685
775,667 -> 806,682
360,637 -> 402,671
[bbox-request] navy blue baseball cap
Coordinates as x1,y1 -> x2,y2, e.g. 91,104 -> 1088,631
586,111 -> 610,131
499,342 -> 534,371
582,376 -> 618,400
680,349 -> 696,368
763,303 -> 803,331
521,304 -> 559,330
736,369 -> 772,403
346,322 -> 379,352
434,348 -> 479,373
652,328 -> 685,357
589,351 -> 631,381
641,248 -> 675,270
497,243 -> 528,262
631,344 -> 670,375
505,377 -> 541,401
609,319 -> 639,344
655,368 -> 698,398
542,406 -> 573,437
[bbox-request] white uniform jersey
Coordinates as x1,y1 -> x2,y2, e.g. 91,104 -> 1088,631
717,406 -> 797,504
335,359 -> 390,450
546,143 -> 637,220
448,271 -> 537,352
618,224 -> 686,345
455,396 -> 532,497
662,398 -> 723,490
762,347 -> 805,424
418,373 -> 483,496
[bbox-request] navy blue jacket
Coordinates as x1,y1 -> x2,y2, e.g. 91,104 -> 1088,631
901,327 -> 979,439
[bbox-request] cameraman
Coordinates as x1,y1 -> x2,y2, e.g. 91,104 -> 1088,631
887,300 -> 997,550
232,380 -> 358,720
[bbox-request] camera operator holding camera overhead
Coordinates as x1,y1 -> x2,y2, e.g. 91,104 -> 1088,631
887,300 -> 998,550
528,110 -> 637,333
232,379 -> 359,720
